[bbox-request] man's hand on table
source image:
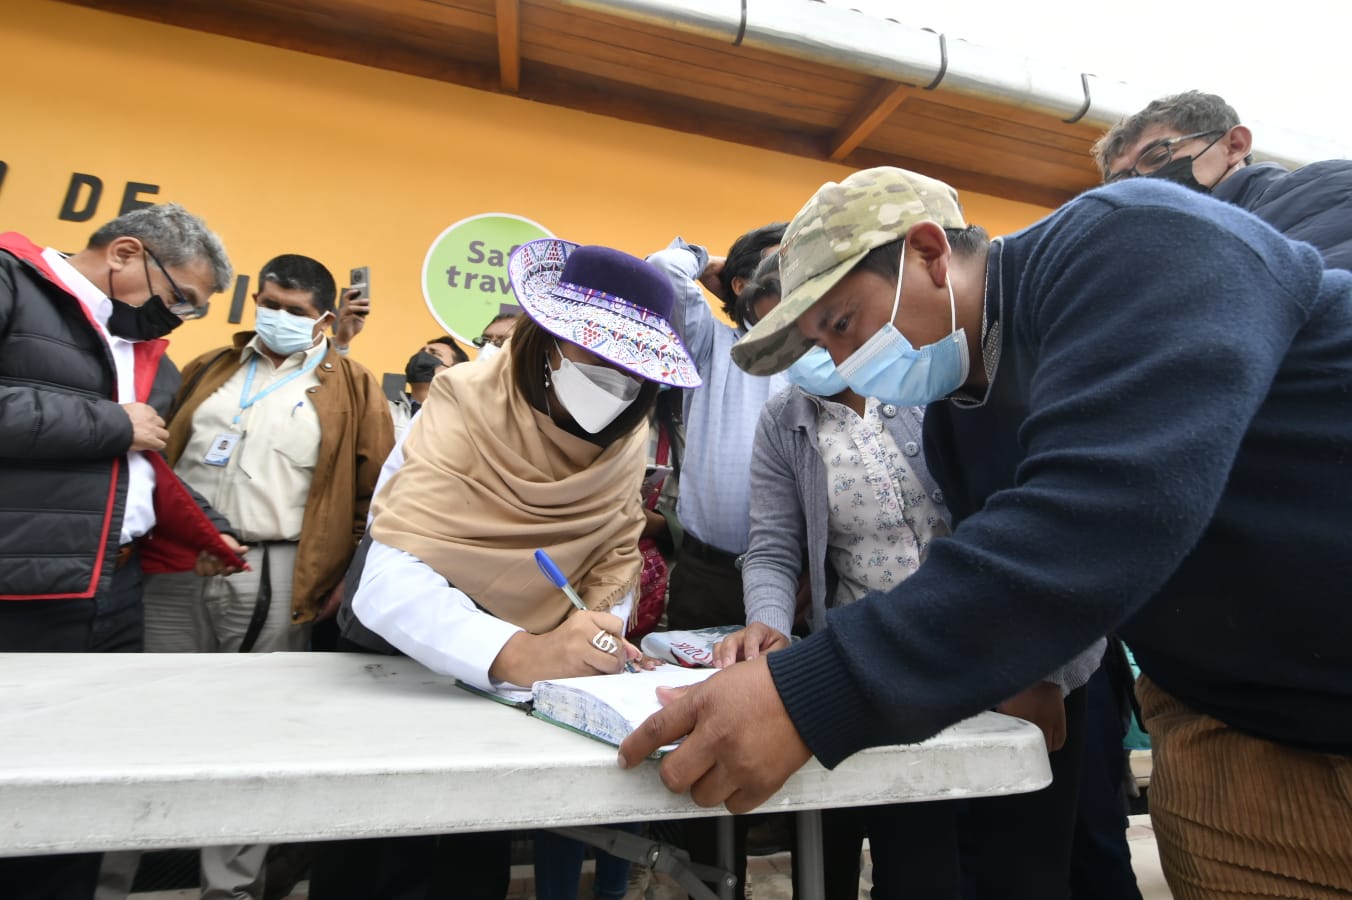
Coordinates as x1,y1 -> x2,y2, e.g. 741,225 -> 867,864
617,656 -> 812,814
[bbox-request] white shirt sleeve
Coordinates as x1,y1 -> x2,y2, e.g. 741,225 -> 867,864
352,538 -> 524,689
357,409 -> 640,689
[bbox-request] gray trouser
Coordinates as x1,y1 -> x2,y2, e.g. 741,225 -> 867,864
143,541 -> 309,654
131,541 -> 310,900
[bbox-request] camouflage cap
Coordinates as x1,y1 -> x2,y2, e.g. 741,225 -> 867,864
730,167 -> 965,375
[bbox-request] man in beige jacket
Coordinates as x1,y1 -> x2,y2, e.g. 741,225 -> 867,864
141,252 -> 393,900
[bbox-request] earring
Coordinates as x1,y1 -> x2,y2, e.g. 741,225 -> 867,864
542,362 -> 553,417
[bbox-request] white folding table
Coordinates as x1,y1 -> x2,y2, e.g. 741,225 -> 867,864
0,652 -> 1051,899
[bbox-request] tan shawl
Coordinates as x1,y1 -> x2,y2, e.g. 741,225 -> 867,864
370,349 -> 646,634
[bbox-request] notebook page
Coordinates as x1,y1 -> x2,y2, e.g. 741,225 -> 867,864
532,665 -> 715,742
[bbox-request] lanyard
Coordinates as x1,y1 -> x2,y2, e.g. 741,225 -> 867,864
234,351 -> 324,425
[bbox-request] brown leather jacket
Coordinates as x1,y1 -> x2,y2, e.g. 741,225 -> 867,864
165,333 -> 394,623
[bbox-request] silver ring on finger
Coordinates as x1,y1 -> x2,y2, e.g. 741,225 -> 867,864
591,629 -> 619,654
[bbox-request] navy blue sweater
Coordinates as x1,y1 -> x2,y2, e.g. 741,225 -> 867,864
1212,160 -> 1352,272
769,180 -> 1352,764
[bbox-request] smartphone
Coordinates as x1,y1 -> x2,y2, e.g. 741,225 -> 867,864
347,266 -> 371,312
641,464 -> 673,504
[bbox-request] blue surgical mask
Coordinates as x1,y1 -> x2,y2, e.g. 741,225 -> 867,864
834,258 -> 969,408
255,306 -> 323,356
786,346 -> 847,397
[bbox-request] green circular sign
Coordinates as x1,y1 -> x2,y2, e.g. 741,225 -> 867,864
421,213 -> 553,344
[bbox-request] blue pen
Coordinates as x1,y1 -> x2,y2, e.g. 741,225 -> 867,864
534,549 -> 637,673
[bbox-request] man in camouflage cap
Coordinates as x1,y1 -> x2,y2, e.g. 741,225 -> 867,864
623,166 -> 1352,898
732,166 -> 965,376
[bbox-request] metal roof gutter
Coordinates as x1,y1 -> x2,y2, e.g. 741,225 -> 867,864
559,0 -> 1348,170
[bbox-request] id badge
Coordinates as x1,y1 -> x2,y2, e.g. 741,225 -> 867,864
203,432 -> 241,467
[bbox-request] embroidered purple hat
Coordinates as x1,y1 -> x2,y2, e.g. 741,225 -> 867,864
508,239 -> 701,388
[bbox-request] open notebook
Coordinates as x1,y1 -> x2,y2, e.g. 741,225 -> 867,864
457,665 -> 715,753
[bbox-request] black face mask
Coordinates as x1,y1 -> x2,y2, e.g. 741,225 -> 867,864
106,295 -> 183,341
105,255 -> 185,341
404,351 -> 443,386
1146,155 -> 1211,194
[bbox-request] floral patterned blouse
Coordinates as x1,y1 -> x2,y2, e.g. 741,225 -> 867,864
816,395 -> 949,606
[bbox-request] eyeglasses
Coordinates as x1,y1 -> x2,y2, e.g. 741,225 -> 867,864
144,247 -> 208,320
473,333 -> 509,348
1106,130 -> 1226,183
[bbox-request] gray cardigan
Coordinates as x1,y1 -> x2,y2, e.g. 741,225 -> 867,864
742,385 -> 1102,694
742,386 -> 946,639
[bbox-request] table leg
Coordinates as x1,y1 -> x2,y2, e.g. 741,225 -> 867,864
795,809 -> 825,900
545,825 -> 727,900
716,816 -> 736,900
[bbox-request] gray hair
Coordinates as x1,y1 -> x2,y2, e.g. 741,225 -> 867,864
1092,90 -> 1250,180
87,203 -> 233,294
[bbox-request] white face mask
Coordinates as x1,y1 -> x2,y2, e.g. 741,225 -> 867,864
477,342 -> 502,362
548,341 -> 641,433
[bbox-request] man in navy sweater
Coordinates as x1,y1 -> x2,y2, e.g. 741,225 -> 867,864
1095,89 -> 1352,271
620,167 -> 1352,898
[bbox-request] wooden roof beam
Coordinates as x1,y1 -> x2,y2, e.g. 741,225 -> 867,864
829,80 -> 914,162
496,0 -> 521,92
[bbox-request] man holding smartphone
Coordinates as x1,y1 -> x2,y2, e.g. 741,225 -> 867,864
138,253 -> 394,900
332,265 -> 371,354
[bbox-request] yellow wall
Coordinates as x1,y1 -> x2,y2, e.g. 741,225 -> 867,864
2,0 -> 1051,380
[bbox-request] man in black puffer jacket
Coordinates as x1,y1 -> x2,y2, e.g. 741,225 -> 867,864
1094,89 -> 1352,271
0,204 -> 251,899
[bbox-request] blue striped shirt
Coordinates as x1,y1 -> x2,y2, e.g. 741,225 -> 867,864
647,238 -> 788,555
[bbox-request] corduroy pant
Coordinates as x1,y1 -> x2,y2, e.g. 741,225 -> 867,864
1137,676 -> 1352,899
